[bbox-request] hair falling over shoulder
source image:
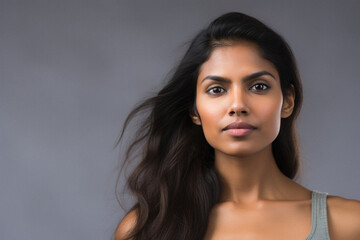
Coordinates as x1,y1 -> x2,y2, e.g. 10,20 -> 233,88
115,12 -> 303,240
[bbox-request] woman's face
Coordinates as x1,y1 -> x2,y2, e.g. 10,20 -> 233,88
193,42 -> 294,157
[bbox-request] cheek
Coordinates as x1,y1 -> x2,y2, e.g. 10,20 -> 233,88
262,101 -> 282,118
196,96 -> 226,137
258,98 -> 283,134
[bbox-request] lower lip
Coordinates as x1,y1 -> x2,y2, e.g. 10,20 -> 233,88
224,128 -> 255,136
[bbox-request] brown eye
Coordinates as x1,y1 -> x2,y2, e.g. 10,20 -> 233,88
250,83 -> 269,91
207,87 -> 225,95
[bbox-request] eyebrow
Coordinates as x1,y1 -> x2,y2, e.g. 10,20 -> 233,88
200,71 -> 276,84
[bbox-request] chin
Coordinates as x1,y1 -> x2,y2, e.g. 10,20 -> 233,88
216,147 -> 259,158
214,142 -> 272,159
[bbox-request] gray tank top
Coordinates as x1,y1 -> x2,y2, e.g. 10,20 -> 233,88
306,190 -> 330,240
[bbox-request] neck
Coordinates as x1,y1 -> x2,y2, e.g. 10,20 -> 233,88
215,145 -> 294,205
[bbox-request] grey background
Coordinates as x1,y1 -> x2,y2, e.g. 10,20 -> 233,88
1,0 -> 359,239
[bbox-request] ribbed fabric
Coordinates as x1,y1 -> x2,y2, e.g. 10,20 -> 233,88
306,190 -> 331,240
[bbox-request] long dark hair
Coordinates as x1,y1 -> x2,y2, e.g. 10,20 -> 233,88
115,12 -> 303,240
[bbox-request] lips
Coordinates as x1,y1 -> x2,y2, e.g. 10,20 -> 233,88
223,121 -> 256,131
222,122 -> 256,137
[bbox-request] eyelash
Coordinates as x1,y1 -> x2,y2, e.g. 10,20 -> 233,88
206,83 -> 270,95
250,83 -> 270,91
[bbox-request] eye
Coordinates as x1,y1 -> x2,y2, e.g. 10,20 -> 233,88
250,83 -> 270,91
207,86 -> 226,95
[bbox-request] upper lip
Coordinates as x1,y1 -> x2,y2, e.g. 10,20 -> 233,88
223,121 -> 256,131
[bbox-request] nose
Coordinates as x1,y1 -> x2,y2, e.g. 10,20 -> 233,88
228,87 -> 250,116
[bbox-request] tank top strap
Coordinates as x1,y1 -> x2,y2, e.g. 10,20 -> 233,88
306,190 -> 331,240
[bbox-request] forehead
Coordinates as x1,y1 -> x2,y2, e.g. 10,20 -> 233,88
198,42 -> 279,81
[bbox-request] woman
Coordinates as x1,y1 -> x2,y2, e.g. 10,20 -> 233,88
114,12 -> 360,240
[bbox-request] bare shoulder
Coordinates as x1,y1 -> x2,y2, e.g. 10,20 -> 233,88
327,194 -> 360,240
114,209 -> 138,240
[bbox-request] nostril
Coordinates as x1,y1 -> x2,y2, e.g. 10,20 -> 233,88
230,110 -> 235,115
229,109 -> 248,116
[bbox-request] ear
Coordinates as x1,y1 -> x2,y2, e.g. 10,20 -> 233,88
281,84 -> 295,118
189,107 -> 202,126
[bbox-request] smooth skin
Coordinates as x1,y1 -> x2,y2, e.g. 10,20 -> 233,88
114,42 -> 360,240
